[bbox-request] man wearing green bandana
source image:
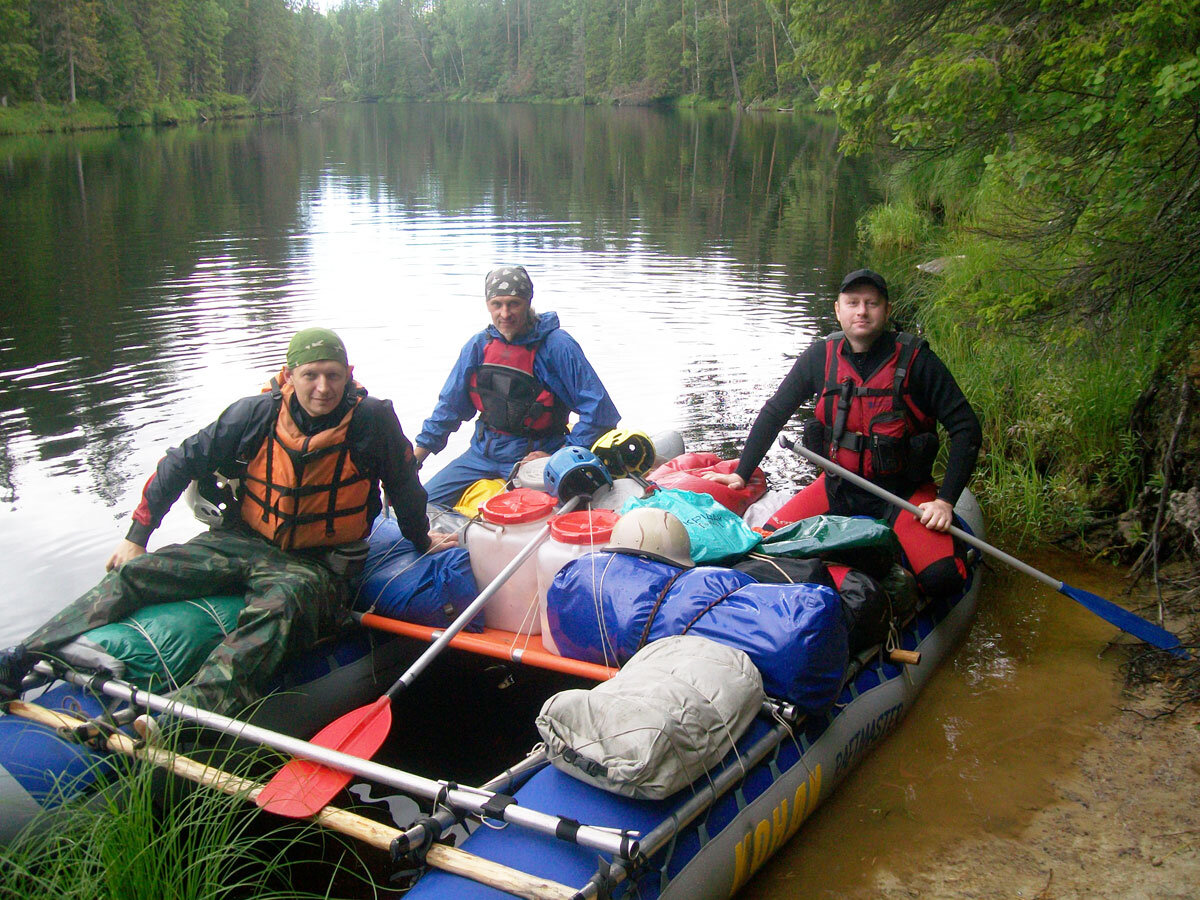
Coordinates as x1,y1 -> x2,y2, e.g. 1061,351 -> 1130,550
0,328 -> 455,714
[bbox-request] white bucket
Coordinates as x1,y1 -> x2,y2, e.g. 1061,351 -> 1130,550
513,456 -> 550,491
536,509 -> 620,655
465,488 -> 557,634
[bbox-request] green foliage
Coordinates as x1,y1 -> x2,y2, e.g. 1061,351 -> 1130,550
308,0 -> 809,106
900,261 -> 1177,543
784,1 -> 1199,534
790,0 -> 1200,318
0,0 -> 819,128
0,728 -> 370,900
96,0 -> 156,111
858,201 -> 932,253
182,0 -> 228,96
0,0 -> 37,103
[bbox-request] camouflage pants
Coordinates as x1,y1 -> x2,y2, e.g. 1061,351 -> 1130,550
26,528 -> 349,716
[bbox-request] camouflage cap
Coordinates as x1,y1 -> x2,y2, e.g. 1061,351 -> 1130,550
287,328 -> 348,368
484,265 -> 534,301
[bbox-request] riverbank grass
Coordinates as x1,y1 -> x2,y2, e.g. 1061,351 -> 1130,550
0,732 -> 368,899
925,303 -> 1168,544
0,100 -> 117,135
860,175 -> 1180,545
0,94 -> 256,135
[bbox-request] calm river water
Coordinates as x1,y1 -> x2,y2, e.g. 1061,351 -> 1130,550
0,102 -> 1128,894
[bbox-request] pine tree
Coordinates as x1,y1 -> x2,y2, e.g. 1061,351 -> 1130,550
0,0 -> 37,105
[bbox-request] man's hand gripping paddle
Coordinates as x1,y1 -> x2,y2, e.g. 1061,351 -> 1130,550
780,436 -> 1189,659
257,486 -> 596,817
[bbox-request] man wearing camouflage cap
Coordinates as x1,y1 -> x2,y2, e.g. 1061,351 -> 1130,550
415,265 -> 620,507
0,328 -> 455,713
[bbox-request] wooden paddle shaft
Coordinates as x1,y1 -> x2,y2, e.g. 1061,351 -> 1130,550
393,494 -> 584,695
8,702 -> 577,900
888,649 -> 921,666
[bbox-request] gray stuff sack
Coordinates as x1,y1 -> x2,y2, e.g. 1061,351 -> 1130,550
535,634 -> 765,800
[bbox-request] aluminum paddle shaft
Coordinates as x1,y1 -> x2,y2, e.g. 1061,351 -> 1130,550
780,436 -> 1188,657
389,494 -> 582,697
258,491 -> 589,818
47,665 -> 638,859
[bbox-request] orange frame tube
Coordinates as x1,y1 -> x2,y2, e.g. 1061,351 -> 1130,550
360,613 -> 619,682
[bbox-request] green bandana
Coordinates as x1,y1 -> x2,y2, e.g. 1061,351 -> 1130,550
287,328 -> 348,368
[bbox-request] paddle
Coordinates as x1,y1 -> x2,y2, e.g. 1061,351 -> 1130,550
779,436 -> 1190,659
256,493 -> 586,818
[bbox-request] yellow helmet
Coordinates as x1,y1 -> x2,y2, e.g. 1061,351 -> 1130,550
591,429 -> 656,478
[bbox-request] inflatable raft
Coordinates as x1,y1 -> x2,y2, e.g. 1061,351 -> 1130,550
399,491 -> 985,900
0,468 -> 984,900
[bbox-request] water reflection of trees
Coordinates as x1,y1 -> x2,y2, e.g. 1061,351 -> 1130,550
309,104 -> 875,296
0,104 -> 877,505
0,121 -> 309,503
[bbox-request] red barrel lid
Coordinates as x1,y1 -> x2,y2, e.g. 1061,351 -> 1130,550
549,509 -> 620,545
480,488 -> 557,525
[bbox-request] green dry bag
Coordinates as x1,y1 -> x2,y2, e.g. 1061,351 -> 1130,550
72,596 -> 244,692
759,515 -> 900,579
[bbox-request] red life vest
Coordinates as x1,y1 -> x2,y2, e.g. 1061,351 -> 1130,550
239,378 -> 373,550
812,332 -> 935,480
468,338 -> 569,437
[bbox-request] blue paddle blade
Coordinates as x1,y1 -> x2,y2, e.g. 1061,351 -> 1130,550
1059,583 -> 1190,659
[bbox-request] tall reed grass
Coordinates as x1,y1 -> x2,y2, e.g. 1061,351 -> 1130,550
0,731 -> 377,900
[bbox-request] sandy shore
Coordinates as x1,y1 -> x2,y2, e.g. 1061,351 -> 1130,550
876,689 -> 1200,899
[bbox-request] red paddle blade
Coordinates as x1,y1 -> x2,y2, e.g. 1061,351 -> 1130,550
255,695 -> 393,818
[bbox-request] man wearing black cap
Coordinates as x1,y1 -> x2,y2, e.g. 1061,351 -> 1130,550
414,265 -> 620,508
0,328 -> 455,712
706,269 -> 982,598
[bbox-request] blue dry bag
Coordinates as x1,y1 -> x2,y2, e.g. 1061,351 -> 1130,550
354,518 -> 481,630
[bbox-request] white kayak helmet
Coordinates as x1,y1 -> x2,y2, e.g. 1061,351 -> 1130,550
607,507 -> 694,568
184,475 -> 237,528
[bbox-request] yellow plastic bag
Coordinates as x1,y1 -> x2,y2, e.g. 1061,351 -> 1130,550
454,479 -> 508,517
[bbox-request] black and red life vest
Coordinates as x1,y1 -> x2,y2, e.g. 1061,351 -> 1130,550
468,338 -> 569,438
811,331 -> 935,480
239,376 -> 373,550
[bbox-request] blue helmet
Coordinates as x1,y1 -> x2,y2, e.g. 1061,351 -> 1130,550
542,446 -> 612,502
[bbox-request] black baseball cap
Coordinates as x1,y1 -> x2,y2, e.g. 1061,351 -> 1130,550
838,268 -> 889,301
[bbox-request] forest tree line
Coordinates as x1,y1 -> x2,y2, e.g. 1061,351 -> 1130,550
0,0 -> 810,111
0,0 -> 321,110
1,1 -> 1196,535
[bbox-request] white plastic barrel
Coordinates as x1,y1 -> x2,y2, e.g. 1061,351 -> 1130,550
466,488 -> 557,634
650,429 -> 685,465
536,509 -> 620,655
589,477 -> 646,510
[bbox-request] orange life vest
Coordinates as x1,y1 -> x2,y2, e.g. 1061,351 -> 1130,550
813,331 -> 935,480
239,377 -> 372,549
467,338 -> 569,437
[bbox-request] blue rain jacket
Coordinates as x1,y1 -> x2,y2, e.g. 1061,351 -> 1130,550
416,312 -> 620,462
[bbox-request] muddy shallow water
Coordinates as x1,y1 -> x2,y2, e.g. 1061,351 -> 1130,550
741,550 -> 1181,898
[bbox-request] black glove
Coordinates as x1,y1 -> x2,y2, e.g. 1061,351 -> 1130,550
0,645 -> 31,701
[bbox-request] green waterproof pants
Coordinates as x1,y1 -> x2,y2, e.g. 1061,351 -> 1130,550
26,528 -> 349,715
